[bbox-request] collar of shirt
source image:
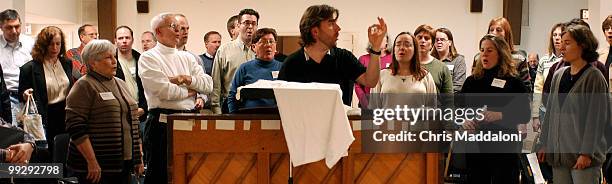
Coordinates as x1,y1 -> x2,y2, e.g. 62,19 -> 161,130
0,34 -> 23,49
303,48 -> 331,61
205,52 -> 214,58
234,38 -> 249,51
156,41 -> 177,54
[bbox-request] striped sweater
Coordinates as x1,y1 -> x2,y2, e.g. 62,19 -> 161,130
65,71 -> 141,173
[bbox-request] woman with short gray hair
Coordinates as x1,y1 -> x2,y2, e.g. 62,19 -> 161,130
65,39 -> 144,183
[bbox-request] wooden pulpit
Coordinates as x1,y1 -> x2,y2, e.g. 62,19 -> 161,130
168,114 -> 440,184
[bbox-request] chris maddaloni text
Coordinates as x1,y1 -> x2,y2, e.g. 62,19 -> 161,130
372,130 -> 523,142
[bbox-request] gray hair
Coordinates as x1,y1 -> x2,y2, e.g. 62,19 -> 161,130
81,39 -> 115,70
0,9 -> 20,25
150,12 -> 175,37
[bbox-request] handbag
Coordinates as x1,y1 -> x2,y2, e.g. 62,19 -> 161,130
21,95 -> 46,141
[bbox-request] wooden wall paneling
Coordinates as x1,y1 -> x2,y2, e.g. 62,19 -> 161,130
97,0 -> 117,41
503,0 -> 523,45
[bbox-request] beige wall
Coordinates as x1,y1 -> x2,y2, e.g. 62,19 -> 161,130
7,0 -> 609,72
589,0 -> 612,51
520,0 -> 588,56
117,0 -> 504,72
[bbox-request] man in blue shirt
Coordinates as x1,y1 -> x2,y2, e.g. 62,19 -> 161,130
228,28 -> 282,113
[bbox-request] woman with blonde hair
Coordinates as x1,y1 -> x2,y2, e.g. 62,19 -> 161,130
472,17 -> 532,92
461,34 -> 530,183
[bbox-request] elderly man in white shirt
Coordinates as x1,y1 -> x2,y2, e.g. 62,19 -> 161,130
138,12 -> 213,183
0,9 -> 34,125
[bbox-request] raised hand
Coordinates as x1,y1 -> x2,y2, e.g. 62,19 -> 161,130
367,17 -> 388,53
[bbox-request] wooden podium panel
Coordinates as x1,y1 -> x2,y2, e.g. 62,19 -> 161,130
168,114 -> 440,184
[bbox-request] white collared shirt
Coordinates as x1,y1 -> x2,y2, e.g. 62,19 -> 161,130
0,34 -> 34,92
138,42 -> 213,110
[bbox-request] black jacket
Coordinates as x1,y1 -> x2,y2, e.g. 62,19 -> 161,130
115,49 -> 148,121
0,67 -> 11,123
18,57 -> 74,125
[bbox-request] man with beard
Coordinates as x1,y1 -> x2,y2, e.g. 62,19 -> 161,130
278,4 -> 387,106
211,9 -> 259,114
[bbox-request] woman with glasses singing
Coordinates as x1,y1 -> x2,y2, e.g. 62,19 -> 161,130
227,28 -> 282,113
432,28 -> 466,93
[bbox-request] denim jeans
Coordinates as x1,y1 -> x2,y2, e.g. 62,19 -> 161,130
9,94 -> 21,126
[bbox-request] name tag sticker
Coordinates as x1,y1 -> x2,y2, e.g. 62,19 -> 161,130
447,65 -> 455,71
491,78 -> 506,88
159,114 -> 168,123
271,71 -> 279,79
99,92 -> 115,100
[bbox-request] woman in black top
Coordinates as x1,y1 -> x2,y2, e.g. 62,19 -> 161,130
18,26 -> 74,162
460,34 -> 530,183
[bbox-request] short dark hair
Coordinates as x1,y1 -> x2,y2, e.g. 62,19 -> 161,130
238,9 -> 260,23
204,31 -> 221,43
142,31 -> 157,41
565,18 -> 590,29
252,28 -> 277,45
114,25 -> 133,39
299,4 -> 339,46
78,24 -> 94,36
0,9 -> 20,25
562,24 -> 599,62
226,15 -> 239,35
602,15 -> 612,32
414,24 -> 435,39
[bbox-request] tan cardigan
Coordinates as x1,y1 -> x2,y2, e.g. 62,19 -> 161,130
65,71 -> 142,173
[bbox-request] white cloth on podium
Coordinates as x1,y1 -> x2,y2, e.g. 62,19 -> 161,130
239,80 -> 355,168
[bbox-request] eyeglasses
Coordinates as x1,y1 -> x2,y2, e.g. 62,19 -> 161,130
258,39 -> 276,45
241,21 -> 258,27
394,41 -> 413,48
162,23 -> 179,32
